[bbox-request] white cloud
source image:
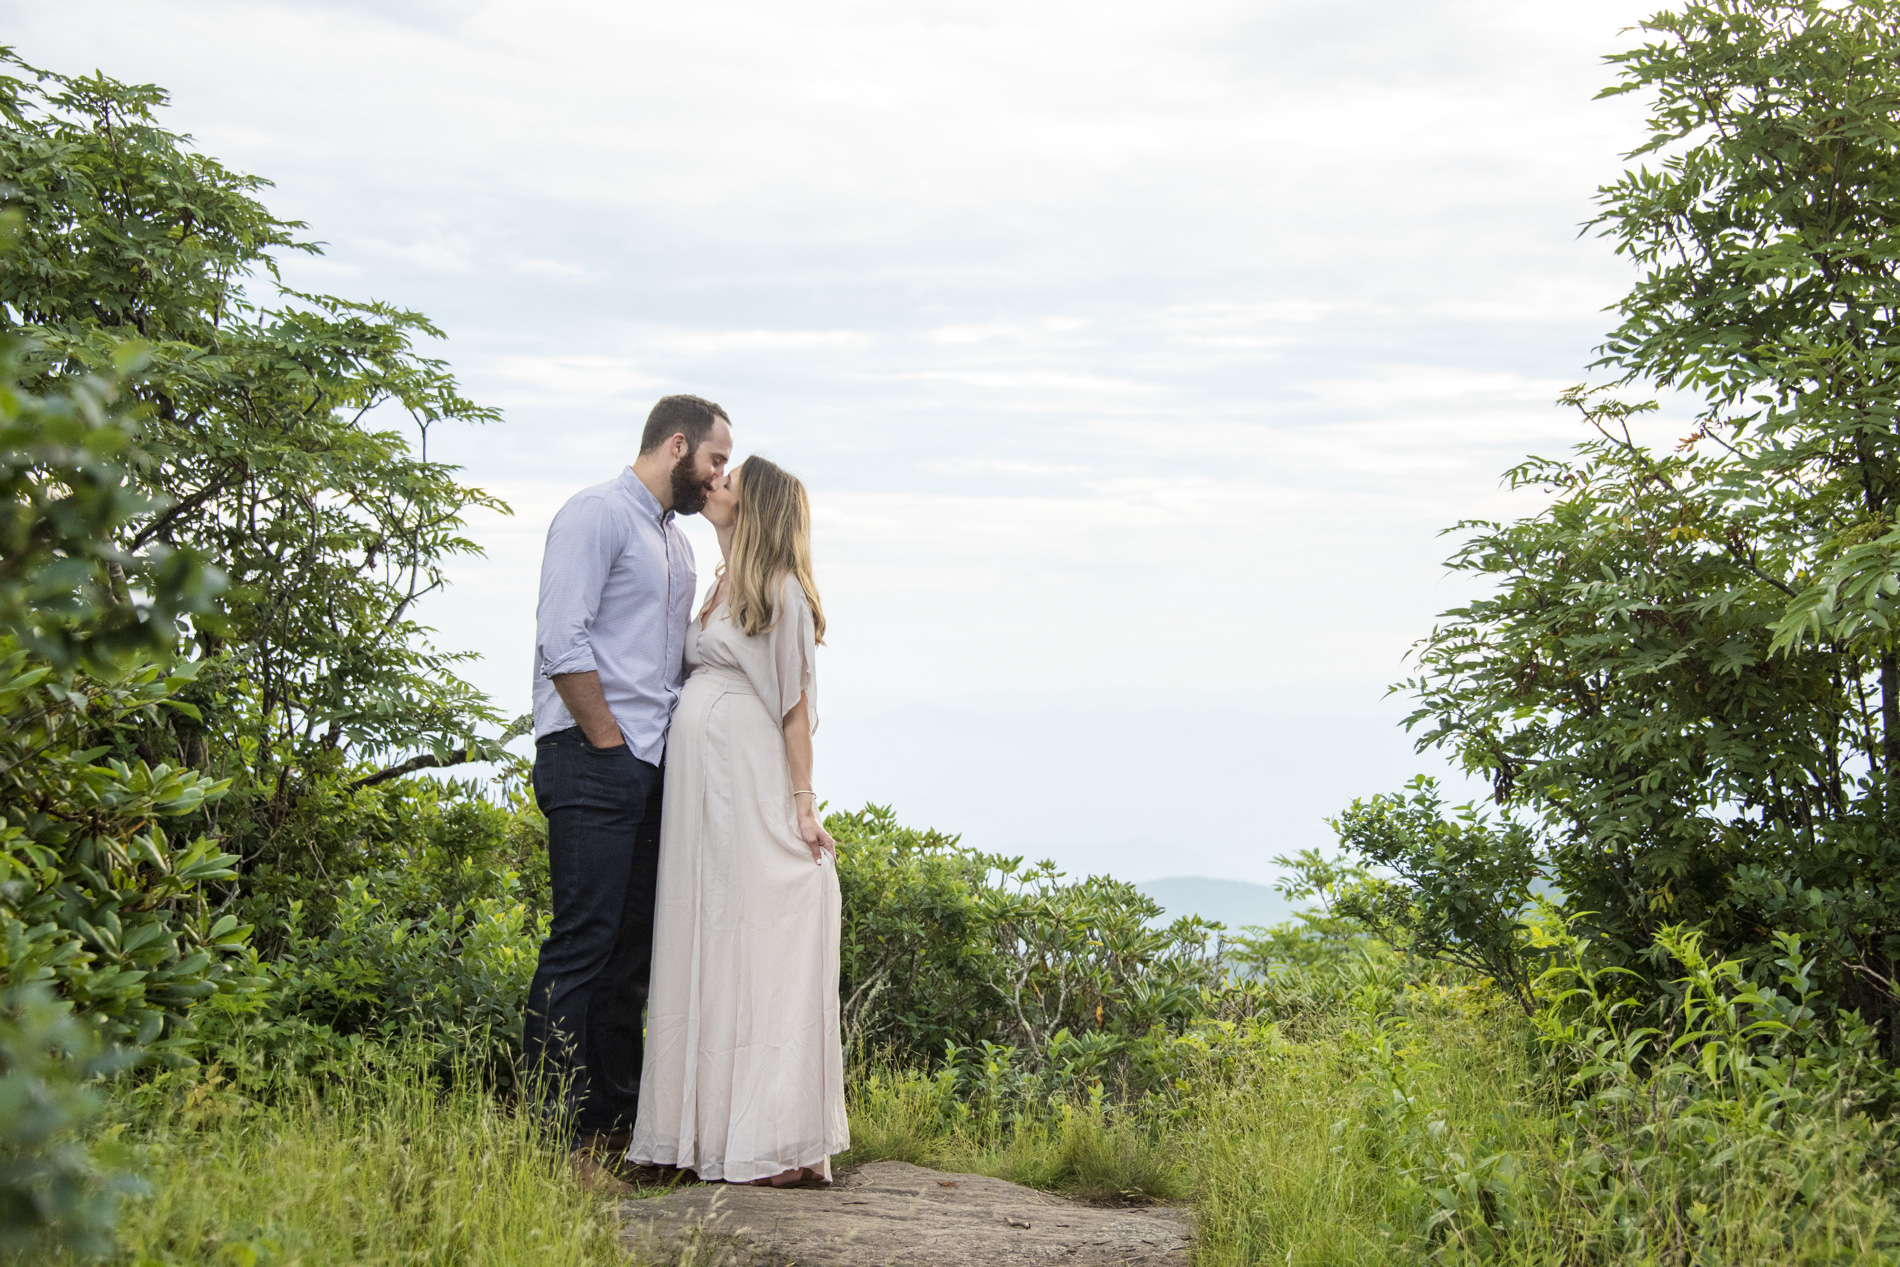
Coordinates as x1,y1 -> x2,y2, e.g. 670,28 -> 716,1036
356,234 -> 478,274
509,257 -> 594,281
484,354 -> 666,403
886,369 -> 1155,399
623,329 -> 873,356
10,0 -> 1668,878
1299,367 -> 1574,411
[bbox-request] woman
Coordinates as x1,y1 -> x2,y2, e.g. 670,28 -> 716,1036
626,456 -> 849,1187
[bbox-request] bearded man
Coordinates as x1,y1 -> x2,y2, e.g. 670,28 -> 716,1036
527,393 -> 733,1185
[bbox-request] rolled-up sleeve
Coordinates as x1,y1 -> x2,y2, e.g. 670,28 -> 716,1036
536,495 -> 622,679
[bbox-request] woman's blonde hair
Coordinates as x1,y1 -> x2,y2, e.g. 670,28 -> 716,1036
726,456 -> 825,643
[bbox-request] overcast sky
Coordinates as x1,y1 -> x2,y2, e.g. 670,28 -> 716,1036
14,0 -> 1675,888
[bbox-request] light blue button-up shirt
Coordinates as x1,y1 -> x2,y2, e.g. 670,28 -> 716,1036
532,467 -> 696,763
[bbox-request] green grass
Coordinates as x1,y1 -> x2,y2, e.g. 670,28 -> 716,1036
843,970 -> 1900,1266
58,1063 -> 638,1267
839,1067 -> 1190,1204
1185,993 -> 1534,1266
836,989 -> 1536,1261
49,960 -> 1900,1265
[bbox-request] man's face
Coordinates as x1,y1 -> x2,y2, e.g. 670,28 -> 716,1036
669,416 -> 733,516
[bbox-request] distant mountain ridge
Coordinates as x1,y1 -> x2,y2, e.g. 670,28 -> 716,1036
1136,875 -> 1295,931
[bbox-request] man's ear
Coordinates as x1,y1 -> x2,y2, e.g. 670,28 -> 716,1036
669,432 -> 688,459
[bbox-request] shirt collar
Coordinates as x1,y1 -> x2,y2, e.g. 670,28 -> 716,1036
620,466 -> 674,526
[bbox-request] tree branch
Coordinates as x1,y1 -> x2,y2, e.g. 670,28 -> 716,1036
346,713 -> 531,791
348,746 -> 481,791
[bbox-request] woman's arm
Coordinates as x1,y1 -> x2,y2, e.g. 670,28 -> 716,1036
782,691 -> 836,863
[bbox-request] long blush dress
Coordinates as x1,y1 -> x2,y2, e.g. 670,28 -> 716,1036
626,575 -> 848,1182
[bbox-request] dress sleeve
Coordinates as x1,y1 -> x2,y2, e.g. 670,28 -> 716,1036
765,573 -> 818,732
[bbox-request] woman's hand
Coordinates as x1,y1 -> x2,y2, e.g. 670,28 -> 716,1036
796,803 -> 837,865
783,693 -> 830,863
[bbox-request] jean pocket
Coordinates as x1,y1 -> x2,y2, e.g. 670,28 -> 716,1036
582,741 -> 631,758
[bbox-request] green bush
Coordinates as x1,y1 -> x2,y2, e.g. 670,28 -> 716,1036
269,871 -> 540,1081
0,175 -> 237,1258
979,858 -> 1224,1081
1273,914 -> 1900,1264
0,647 -> 258,1063
196,796 -> 547,1091
0,982 -> 142,1258
833,804 -> 1226,1097
229,774 -> 547,960
1505,920 -> 1900,1263
832,804 -> 997,1061
1325,778 -> 1543,1014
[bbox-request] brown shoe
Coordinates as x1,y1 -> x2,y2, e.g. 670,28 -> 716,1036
569,1147 -> 634,1193
574,1129 -> 633,1157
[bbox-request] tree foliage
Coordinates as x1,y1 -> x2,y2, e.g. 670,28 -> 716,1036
833,805 -> 1227,1094
0,51 -> 513,890
0,326 -> 221,667
1324,778 -> 1544,1014
1390,0 -> 1900,1045
0,247 -> 244,1255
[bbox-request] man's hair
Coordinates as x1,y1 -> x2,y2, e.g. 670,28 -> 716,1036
640,394 -> 729,455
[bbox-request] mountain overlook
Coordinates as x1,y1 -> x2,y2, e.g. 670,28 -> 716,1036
1135,876 -> 1295,932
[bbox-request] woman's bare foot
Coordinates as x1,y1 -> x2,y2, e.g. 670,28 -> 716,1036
741,1167 -> 826,1187
743,1167 -> 801,1186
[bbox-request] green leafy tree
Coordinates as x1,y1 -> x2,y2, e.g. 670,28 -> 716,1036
1398,0 -> 1900,1042
0,51 -> 514,898
1325,778 -> 1544,1014
0,257 -> 246,1252
0,281 -> 251,1056
0,328 -> 219,667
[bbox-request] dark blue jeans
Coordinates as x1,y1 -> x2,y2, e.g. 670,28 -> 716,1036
525,727 -> 663,1140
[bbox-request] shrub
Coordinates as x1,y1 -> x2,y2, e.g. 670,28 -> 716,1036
833,804 -> 1227,1097
979,858 -> 1224,1076
275,873 -> 539,1080
0,982 -> 142,1258
1514,920 -> 1900,1263
1325,777 -> 1543,1014
832,804 -> 997,1061
198,846 -> 544,1092
1320,916 -> 1900,1264
0,648 -> 258,1063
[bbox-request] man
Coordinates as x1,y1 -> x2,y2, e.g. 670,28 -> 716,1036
527,393 -> 733,1188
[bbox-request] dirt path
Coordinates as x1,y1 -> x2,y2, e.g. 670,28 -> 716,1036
618,1159 -> 1193,1266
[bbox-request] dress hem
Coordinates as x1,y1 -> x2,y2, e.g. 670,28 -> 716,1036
624,1135 -> 842,1184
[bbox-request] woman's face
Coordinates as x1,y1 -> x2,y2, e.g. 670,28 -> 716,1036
703,466 -> 740,530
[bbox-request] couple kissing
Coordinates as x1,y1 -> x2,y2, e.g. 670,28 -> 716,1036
526,393 -> 846,1190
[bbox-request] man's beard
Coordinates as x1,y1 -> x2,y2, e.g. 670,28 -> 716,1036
670,450 -> 709,515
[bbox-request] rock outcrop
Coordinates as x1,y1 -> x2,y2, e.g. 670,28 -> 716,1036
619,1159 -> 1192,1266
